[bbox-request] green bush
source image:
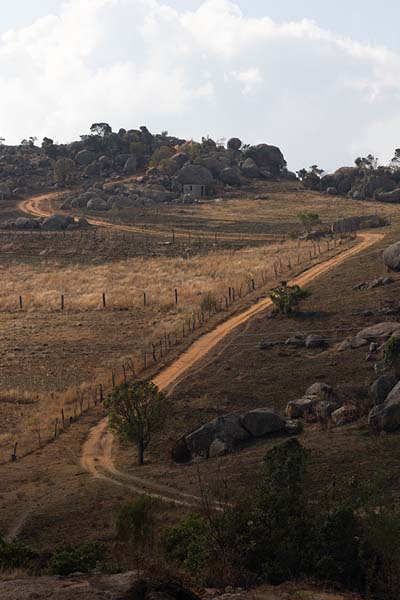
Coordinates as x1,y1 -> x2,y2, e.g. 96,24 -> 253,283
163,514 -> 211,577
0,537 -> 40,572
47,540 -> 106,576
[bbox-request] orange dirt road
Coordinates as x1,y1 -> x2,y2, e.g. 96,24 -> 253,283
18,190 -> 282,243
80,232 -> 384,505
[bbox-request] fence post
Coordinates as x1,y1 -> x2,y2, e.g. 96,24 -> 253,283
143,292 -> 147,307
61,408 -> 65,429
61,295 -> 64,311
54,418 -> 58,439
112,370 -> 116,388
99,384 -> 104,403
175,289 -> 179,305
152,343 -> 157,363
19,296 -> 23,310
123,364 -> 127,382
102,292 -> 106,309
11,442 -> 18,462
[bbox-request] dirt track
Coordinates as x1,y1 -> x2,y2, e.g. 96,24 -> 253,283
18,190 -> 282,243
80,232 -> 384,505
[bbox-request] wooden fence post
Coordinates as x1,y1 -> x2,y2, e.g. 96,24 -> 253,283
143,292 -> 147,307
112,370 -> 116,387
152,344 -> 157,363
102,292 -> 106,309
19,296 -> 23,310
54,418 -> 58,439
11,442 -> 18,462
99,384 -> 104,403
175,289 -> 179,305
61,295 -> 64,311
61,408 -> 65,429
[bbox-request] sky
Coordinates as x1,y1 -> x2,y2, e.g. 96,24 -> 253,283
1,0 -> 400,171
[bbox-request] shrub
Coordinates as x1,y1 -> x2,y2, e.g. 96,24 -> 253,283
200,292 -> 218,314
163,514 -> 211,577
47,540 -> 107,576
0,538 -> 40,572
269,284 -> 311,315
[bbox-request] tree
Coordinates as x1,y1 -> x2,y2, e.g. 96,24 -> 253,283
355,154 -> 378,171
384,336 -> 400,379
105,381 -> 170,465
28,136 -> 37,147
269,283 -> 311,315
390,149 -> 400,172
0,137 -> 5,146
298,211 -> 321,232
90,122 -> 112,137
54,158 -> 75,186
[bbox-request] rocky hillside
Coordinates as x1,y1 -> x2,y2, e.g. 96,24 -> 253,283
0,124 -> 292,205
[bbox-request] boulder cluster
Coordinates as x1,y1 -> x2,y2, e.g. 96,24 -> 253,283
0,214 -> 91,231
172,408 -> 300,462
0,125 -> 291,204
303,164 -> 400,203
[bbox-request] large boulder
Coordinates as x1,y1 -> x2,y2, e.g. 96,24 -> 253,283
286,396 -> 320,419
370,374 -> 398,406
369,382 -> 400,431
87,197 -> 109,211
240,158 -> 260,179
219,167 -> 242,186
227,137 -> 242,151
178,164 -> 214,186
42,214 -> 74,230
244,144 -> 286,176
98,155 -> 113,170
331,404 -> 358,427
376,188 -> 400,203
357,322 -> 400,342
76,149 -> 97,166
14,217 -> 40,230
185,413 -> 250,458
383,241 -> 400,272
305,382 -> 333,399
123,156 -> 137,174
305,334 -> 327,349
241,409 -> 286,437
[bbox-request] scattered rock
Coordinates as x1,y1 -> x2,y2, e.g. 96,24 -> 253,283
383,241 -> 400,272
305,334 -> 327,349
357,322 -> 400,342
370,374 -> 398,406
87,197 -> 109,211
369,381 -> 400,431
42,214 -> 74,230
185,413 -> 250,458
331,404 -> 358,427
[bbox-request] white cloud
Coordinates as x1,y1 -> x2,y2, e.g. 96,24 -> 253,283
1,0 -> 400,170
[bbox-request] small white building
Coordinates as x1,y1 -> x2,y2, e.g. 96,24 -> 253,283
183,184 -> 207,199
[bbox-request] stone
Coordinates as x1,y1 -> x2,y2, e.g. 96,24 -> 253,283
87,197 -> 109,211
219,167 -> 242,186
305,382 -> 333,399
241,409 -> 286,437
376,188 -> 400,203
285,419 -> 303,435
383,241 -> 400,272
98,155 -> 113,169
244,144 -> 286,176
227,137 -> 242,151
351,337 -> 368,349
331,404 -> 358,427
123,156 -> 137,174
14,217 -> 40,230
326,186 -> 337,195
305,334 -> 327,349
76,149 -> 97,166
209,438 -> 229,458
240,158 -> 260,178
185,413 -> 250,458
42,214 -> 74,230
178,164 -> 214,186
370,375 -> 398,406
369,381 -> 400,431
286,397 -> 320,419
285,335 -> 306,347
357,322 -> 400,342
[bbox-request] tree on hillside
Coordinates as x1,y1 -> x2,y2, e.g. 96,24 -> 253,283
269,283 -> 311,316
298,211 -> 321,232
355,154 -> 378,171
0,137 -> 5,145
105,381 -> 170,465
389,149 -> 400,172
54,157 -> 75,186
90,122 -> 112,137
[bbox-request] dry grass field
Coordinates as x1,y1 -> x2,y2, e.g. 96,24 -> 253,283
90,180 -> 398,235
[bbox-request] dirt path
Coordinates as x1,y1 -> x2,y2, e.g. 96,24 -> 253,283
80,232 -> 384,504
18,190 -> 281,243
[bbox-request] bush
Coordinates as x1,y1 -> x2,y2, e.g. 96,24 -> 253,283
200,292 -> 218,314
47,540 -> 107,576
0,538 -> 40,572
163,514 -> 211,577
269,284 -> 311,315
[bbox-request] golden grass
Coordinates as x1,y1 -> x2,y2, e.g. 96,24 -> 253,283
0,239 -> 323,312
0,236 -> 346,462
